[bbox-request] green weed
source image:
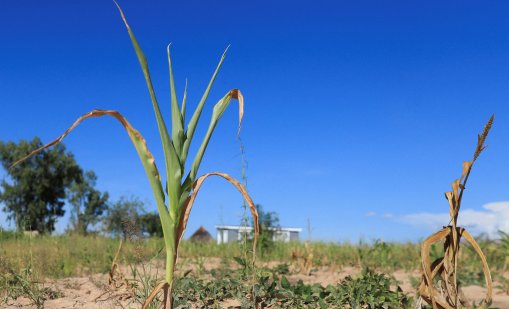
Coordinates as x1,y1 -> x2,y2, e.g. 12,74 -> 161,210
0,258 -> 62,308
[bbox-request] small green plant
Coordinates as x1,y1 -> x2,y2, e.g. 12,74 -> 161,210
270,263 -> 291,275
498,231 -> 509,271
255,204 -> 281,254
326,268 -> 412,308
0,258 -> 61,308
495,274 -> 509,296
12,2 -> 259,308
169,260 -> 412,308
127,247 -> 165,309
254,267 -> 412,308
365,239 -> 394,270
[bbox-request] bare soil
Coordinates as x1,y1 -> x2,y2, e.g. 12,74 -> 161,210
3,258 -> 509,308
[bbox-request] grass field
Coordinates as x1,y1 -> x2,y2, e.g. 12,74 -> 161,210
2,231 -> 507,278
1,230 -> 508,308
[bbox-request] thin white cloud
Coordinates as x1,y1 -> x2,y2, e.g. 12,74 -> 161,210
383,213 -> 394,219
399,201 -> 509,238
366,211 -> 377,217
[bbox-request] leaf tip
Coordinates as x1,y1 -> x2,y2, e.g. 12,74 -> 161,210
113,0 -> 129,27
231,89 -> 244,137
222,45 -> 231,58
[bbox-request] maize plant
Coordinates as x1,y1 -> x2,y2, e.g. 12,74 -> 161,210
13,3 -> 259,308
419,115 -> 494,309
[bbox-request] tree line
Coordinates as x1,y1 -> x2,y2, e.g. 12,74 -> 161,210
0,137 -> 162,237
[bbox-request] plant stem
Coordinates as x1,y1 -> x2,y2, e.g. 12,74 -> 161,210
165,249 -> 176,309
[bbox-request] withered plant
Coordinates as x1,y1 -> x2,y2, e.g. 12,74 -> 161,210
12,2 -> 259,308
419,115 -> 494,308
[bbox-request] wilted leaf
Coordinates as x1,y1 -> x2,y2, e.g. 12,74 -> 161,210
175,172 -> 258,261
187,89 -> 244,184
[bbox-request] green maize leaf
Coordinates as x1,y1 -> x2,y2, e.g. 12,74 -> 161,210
10,110 -> 173,250
186,89 -> 244,184
181,46 -> 229,163
167,44 -> 185,157
115,2 -> 183,219
181,79 -> 188,121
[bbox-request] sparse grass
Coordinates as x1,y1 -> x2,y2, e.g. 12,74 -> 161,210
498,231 -> 509,271
2,232 -> 508,307
1,233 -> 507,280
0,257 -> 62,308
0,233 -> 159,279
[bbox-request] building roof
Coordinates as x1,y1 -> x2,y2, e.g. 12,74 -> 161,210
190,226 -> 213,242
215,225 -> 302,232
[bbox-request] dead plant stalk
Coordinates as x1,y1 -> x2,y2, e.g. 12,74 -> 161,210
419,115 -> 494,309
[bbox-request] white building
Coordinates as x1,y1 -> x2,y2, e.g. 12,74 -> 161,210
215,225 -> 302,244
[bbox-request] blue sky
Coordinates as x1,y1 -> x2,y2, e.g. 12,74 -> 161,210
1,0 -> 509,242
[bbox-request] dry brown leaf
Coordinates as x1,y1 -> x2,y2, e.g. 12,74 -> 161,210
420,227 -> 451,309
141,282 -> 168,309
445,192 -> 456,223
10,109 -> 161,183
230,89 -> 244,137
175,172 -> 259,262
451,180 -> 460,209
462,229 -> 493,304
420,116 -> 494,308
460,161 -> 472,182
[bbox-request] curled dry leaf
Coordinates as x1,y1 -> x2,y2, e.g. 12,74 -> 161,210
420,227 -> 451,309
175,172 -> 259,262
420,226 -> 492,309
419,115 -> 494,309
462,229 -> 493,303
460,161 -> 472,182
231,89 -> 244,137
141,282 -> 169,309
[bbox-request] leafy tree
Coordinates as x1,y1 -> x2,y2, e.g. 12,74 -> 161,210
140,212 -> 163,237
253,204 -> 280,253
103,195 -> 144,239
0,138 -> 81,234
67,170 -> 109,235
257,204 -> 280,231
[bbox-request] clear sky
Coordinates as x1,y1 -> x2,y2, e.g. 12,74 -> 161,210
1,0 -> 509,242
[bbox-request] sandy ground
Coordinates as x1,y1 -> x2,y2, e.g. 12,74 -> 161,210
3,259 -> 509,308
